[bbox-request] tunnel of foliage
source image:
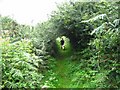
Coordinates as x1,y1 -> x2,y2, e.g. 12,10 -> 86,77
1,0 -> 120,88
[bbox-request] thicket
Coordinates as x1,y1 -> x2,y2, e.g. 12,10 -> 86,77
51,1 -> 119,88
1,0 -> 120,88
0,16 -> 49,88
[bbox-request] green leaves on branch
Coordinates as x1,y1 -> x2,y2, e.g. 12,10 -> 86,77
2,40 -> 44,88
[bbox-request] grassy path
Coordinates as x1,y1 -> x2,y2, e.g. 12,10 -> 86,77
52,36 -> 74,87
54,58 -> 71,88
42,57 -> 76,88
52,57 -> 77,88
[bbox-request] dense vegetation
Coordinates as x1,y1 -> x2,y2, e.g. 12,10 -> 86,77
0,0 -> 120,89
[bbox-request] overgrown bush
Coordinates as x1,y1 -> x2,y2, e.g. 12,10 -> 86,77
0,16 -> 18,30
50,2 -> 96,50
61,1 -> 120,88
31,1 -> 119,53
2,39 -> 45,88
89,25 -> 120,88
31,21 -> 59,56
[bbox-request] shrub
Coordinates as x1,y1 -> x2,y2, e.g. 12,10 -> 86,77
0,16 -> 18,30
2,39 -> 44,88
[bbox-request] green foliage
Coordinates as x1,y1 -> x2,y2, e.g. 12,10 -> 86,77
1,0 -> 120,89
31,21 -> 58,56
16,24 -> 33,39
42,1 -> 119,88
89,26 -> 120,88
2,39 -> 44,88
31,1 -> 118,54
0,16 -> 18,30
0,16 -> 34,43
50,2 -> 96,49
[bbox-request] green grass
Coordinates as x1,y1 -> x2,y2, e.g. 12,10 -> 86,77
42,55 -> 111,88
53,58 -> 74,88
42,56 -> 80,88
51,36 -> 75,87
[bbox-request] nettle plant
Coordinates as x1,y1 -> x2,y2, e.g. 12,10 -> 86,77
2,39 -> 44,88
